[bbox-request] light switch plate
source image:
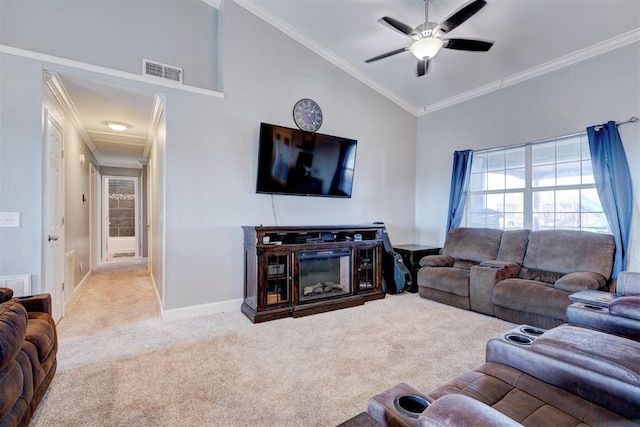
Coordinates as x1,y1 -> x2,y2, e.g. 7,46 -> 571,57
0,212 -> 20,227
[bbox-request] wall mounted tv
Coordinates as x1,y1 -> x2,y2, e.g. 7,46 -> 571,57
256,123 -> 357,198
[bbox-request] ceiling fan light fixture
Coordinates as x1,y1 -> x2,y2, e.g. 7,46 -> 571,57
106,121 -> 130,132
410,37 -> 443,60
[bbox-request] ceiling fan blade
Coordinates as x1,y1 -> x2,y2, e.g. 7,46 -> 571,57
365,47 -> 409,63
443,38 -> 494,51
417,59 -> 430,77
436,0 -> 487,34
378,17 -> 414,36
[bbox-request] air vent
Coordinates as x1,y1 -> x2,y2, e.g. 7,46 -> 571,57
143,59 -> 183,83
0,275 -> 31,297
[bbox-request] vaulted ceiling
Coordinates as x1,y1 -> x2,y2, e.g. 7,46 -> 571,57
242,0 -> 640,114
51,0 -> 640,167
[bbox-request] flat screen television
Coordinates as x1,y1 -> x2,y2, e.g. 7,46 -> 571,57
256,123 -> 357,198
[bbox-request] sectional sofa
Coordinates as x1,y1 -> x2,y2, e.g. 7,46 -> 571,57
417,227 -> 616,328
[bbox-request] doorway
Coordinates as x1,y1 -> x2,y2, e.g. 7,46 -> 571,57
103,176 -> 140,261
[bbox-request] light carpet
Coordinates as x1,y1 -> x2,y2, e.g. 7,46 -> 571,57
30,261 -> 514,427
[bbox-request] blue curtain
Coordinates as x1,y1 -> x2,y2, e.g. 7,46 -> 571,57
446,150 -> 474,231
587,121 -> 633,277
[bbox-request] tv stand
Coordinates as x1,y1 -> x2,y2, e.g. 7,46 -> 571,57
242,225 -> 385,323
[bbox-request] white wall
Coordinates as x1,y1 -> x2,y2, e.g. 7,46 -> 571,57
161,2 -> 417,310
416,42 -> 640,271
0,0 -> 218,90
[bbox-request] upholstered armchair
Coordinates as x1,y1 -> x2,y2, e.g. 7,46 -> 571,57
417,228 -> 504,310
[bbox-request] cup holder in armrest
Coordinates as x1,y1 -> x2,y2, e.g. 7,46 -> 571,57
504,334 -> 533,345
519,326 -> 545,336
393,394 -> 430,418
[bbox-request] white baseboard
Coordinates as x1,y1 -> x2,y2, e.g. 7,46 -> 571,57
162,298 -> 243,322
64,270 -> 92,314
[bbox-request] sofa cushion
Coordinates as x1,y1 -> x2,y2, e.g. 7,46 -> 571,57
518,267 -> 563,285
496,229 -> 530,264
25,317 -> 56,364
419,254 -> 453,268
0,301 -> 28,371
609,296 -> 640,321
554,272 -> 607,292
427,362 -> 631,426
420,268 -> 470,296
617,271 -> 640,296
442,228 -> 503,264
452,259 -> 480,270
492,279 -> 568,320
522,230 -> 615,277
531,325 -> 640,387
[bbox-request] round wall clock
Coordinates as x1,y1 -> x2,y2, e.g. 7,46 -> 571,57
293,98 -> 323,132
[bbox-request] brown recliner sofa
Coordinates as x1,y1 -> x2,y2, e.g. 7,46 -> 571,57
418,228 -> 616,329
419,324 -> 640,425
369,323 -> 640,426
0,290 -> 58,427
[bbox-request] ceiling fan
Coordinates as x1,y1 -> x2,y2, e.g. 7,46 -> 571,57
365,0 -> 494,77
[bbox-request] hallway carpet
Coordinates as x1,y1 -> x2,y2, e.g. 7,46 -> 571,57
30,261 -> 513,426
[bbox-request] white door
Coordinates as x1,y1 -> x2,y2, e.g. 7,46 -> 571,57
103,176 -> 139,261
44,111 -> 65,322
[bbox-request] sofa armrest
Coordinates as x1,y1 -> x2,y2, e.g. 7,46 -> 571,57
419,255 -> 453,268
610,296 -> 640,320
554,272 -> 607,292
16,293 -> 52,315
469,262 -> 521,315
419,394 -> 521,427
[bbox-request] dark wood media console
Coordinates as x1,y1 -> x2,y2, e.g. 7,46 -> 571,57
242,225 -> 385,323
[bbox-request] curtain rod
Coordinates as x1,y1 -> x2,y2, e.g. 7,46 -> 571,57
593,116 -> 638,131
476,116 -> 638,154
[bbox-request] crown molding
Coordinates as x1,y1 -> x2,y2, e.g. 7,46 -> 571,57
44,71 -> 105,165
202,0 -> 222,9
227,2 -> 639,118
419,28 -> 640,115
232,0 -> 418,116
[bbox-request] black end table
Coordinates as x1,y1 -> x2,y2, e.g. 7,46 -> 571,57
393,245 -> 441,293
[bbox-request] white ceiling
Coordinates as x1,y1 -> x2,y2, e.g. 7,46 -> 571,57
54,74 -> 158,168
242,0 -> 640,114
53,0 -> 640,168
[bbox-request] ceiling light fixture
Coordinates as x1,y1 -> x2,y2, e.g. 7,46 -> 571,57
106,121 -> 130,132
409,37 -> 443,60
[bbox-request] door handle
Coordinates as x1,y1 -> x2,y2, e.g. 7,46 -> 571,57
48,235 -> 58,241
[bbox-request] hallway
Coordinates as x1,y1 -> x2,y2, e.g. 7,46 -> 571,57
57,259 -> 160,339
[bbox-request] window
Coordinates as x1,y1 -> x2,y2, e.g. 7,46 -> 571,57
464,134 -> 610,233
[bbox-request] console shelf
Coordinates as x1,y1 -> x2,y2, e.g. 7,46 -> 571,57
242,225 -> 385,323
